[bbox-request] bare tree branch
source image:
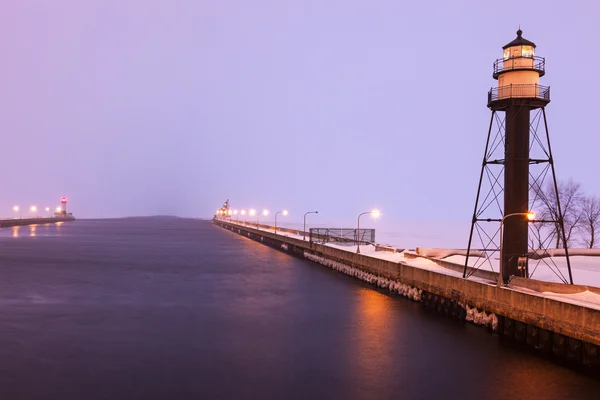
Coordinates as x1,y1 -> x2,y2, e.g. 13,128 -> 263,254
531,179 -> 583,248
580,195 -> 600,248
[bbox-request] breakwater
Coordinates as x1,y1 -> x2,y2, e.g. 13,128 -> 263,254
213,218 -> 600,373
0,216 -> 76,228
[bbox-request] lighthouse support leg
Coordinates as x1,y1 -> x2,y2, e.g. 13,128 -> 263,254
542,108 -> 573,284
464,111 -> 496,278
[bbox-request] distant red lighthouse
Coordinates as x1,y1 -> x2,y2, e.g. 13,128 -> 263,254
60,197 -> 68,216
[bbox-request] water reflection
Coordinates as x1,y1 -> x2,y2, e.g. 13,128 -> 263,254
9,222 -> 64,238
351,288 -> 396,388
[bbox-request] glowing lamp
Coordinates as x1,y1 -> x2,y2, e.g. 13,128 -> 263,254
526,212 -> 535,221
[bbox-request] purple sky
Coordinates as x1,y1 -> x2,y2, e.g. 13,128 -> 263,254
1,1 -> 598,244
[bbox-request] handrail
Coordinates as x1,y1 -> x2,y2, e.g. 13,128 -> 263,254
488,84 -> 550,104
493,55 -> 545,77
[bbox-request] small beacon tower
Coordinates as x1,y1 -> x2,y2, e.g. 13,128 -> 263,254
216,199 -> 231,220
464,30 -> 573,285
60,197 -> 68,216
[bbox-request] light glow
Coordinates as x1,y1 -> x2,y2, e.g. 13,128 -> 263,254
527,211 -> 535,221
13,206 -> 19,212
371,209 -> 381,218
241,210 -> 246,216
282,209 -> 288,216
249,209 -> 256,216
262,209 -> 269,216
521,45 -> 534,58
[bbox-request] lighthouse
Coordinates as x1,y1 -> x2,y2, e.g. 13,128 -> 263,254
60,197 -> 68,216
464,30 -> 573,285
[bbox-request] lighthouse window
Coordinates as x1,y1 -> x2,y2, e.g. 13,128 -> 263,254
522,46 -> 534,58
503,48 -> 510,60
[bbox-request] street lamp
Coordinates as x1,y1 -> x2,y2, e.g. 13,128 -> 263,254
30,206 -> 38,218
499,211 -> 535,286
13,206 -> 22,219
241,209 -> 246,225
45,207 -> 50,217
256,209 -> 268,228
233,209 -> 238,222
357,209 -> 380,254
303,211 -> 319,241
274,209 -> 288,233
250,209 -> 268,229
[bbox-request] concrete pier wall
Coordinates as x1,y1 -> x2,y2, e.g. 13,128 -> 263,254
0,216 -> 76,228
214,219 -> 600,370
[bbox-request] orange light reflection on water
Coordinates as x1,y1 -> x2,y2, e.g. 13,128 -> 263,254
10,222 -> 63,237
351,288 -> 396,386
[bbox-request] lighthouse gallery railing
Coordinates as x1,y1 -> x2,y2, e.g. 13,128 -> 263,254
493,55 -> 546,77
488,84 -> 550,104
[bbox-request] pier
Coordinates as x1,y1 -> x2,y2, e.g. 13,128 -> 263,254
0,216 -> 76,228
3,197 -> 75,228
213,217 -> 600,372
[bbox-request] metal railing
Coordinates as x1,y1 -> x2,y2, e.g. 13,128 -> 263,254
488,84 -> 550,104
309,228 -> 375,246
493,56 -> 545,77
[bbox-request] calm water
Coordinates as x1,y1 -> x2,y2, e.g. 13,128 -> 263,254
0,217 -> 598,399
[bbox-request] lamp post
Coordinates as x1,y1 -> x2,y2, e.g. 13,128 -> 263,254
233,209 -> 238,222
274,210 -> 288,233
45,207 -> 50,217
303,211 -> 319,241
30,206 -> 38,218
240,210 -> 246,225
499,211 -> 535,286
13,206 -> 21,219
254,209 -> 268,229
357,209 -> 380,254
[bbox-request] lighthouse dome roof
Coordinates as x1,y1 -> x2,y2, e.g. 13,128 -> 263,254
502,29 -> 536,50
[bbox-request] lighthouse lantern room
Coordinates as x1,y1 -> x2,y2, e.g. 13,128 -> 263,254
491,30 -> 547,102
